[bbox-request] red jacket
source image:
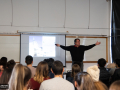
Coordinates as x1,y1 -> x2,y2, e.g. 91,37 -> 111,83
28,77 -> 51,90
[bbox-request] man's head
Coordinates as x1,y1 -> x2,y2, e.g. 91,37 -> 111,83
52,60 -> 64,75
115,59 -> 120,67
74,38 -> 80,46
97,58 -> 106,67
25,55 -> 33,65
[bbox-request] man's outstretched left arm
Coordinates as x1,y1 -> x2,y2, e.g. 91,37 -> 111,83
84,41 -> 101,51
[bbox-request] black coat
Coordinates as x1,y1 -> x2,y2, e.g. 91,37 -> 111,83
111,68 -> 120,84
99,67 -> 111,87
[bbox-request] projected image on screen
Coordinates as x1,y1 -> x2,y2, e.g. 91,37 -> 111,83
29,36 -> 55,57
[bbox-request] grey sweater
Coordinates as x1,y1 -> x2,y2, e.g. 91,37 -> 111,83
39,77 -> 75,90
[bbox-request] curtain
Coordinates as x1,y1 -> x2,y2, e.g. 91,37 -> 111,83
111,0 -> 120,62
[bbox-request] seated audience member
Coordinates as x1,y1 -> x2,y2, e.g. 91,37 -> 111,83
1,57 -> 7,66
67,64 -> 81,84
0,68 -> 12,84
25,55 -> 36,78
98,58 -> 110,87
111,59 -> 120,83
0,60 -> 6,78
106,62 -> 116,76
28,61 -> 50,90
7,59 -> 16,69
109,80 -> 120,90
74,72 -> 96,90
39,60 -> 74,90
44,58 -> 54,78
9,64 -> 31,90
87,65 -> 108,90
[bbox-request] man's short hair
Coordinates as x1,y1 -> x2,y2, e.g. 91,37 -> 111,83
25,55 -> 33,65
52,60 -> 63,75
74,38 -> 80,44
98,58 -> 106,67
115,59 -> 120,67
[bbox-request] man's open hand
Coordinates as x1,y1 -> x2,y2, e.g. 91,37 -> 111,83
95,41 -> 101,45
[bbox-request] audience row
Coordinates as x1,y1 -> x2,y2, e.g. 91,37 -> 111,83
0,56 -> 120,90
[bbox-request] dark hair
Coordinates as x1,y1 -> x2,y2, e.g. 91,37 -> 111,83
52,60 -> 63,75
0,60 -> 6,70
0,68 -> 12,84
7,59 -> 16,69
97,58 -> 106,67
25,55 -> 33,65
0,57 -> 7,69
74,72 -> 96,90
72,64 -> 81,78
1,57 -> 7,63
44,58 -> 54,71
74,38 -> 80,44
115,59 -> 120,67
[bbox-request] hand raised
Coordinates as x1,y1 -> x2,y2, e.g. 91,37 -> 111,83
95,41 -> 101,45
55,44 -> 60,47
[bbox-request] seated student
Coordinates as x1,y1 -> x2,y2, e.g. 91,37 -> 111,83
106,62 -> 116,76
0,68 -> 12,84
98,58 -> 110,87
109,80 -> 120,90
1,57 -> 7,67
39,60 -> 74,90
25,55 -> 36,78
7,59 -> 16,69
28,61 -> 50,90
74,72 -> 96,90
111,59 -> 120,84
67,64 -> 81,85
87,65 -> 108,90
44,58 -> 54,78
9,64 -> 31,90
0,60 -> 6,78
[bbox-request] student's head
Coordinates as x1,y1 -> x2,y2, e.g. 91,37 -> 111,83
7,59 -> 16,69
94,81 -> 108,90
115,59 -> 120,67
0,60 -> 6,71
0,57 -> 7,69
74,72 -> 96,90
0,68 -> 12,84
87,65 -> 108,90
87,65 -> 100,82
72,64 -> 81,78
48,58 -> 54,71
9,64 -> 31,90
74,38 -> 80,46
52,60 -> 63,75
25,55 -> 33,65
98,58 -> 106,67
34,61 -> 49,83
109,80 -> 120,90
1,57 -> 7,63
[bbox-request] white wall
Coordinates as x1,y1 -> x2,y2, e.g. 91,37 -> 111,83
0,0 -> 111,71
0,0 -> 110,36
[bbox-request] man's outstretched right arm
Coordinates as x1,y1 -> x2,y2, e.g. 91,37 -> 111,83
55,44 -> 71,51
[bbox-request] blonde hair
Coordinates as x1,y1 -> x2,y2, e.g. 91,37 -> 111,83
8,64 -> 31,90
109,80 -> 120,90
75,72 -> 96,90
33,61 -> 49,83
94,81 -> 108,90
